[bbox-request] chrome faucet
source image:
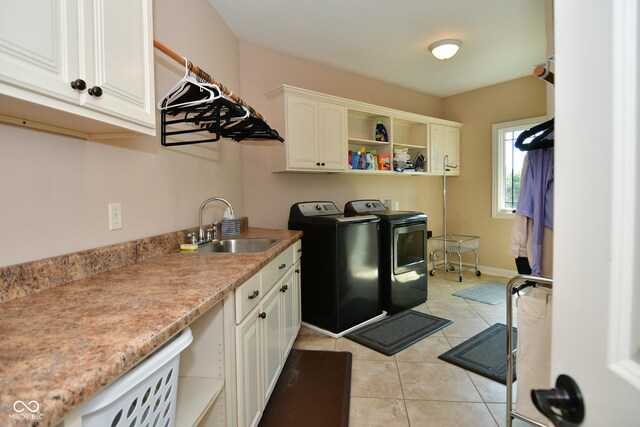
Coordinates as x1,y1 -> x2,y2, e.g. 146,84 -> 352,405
198,197 -> 235,243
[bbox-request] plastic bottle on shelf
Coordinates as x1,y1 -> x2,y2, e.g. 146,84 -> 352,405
375,120 -> 388,142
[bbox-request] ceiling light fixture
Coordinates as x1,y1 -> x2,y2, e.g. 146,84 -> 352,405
429,39 -> 462,60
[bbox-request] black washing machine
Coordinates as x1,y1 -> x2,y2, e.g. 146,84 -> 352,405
344,199 -> 428,314
288,201 -> 382,334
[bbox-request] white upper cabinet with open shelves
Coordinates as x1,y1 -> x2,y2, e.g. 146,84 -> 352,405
0,0 -> 155,138
266,85 -> 462,176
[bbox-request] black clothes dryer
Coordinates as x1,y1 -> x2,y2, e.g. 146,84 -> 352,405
344,199 -> 428,314
288,201 -> 382,334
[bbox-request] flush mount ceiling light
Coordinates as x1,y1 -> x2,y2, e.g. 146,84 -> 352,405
429,39 -> 462,60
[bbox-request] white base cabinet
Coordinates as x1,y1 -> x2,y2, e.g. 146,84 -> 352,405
0,0 -> 156,138
60,241 -> 302,427
235,242 -> 301,427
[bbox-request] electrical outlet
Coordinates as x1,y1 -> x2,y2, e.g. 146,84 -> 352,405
109,203 -> 122,231
394,201 -> 400,210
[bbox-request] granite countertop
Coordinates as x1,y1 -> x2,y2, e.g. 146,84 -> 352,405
0,228 -> 302,427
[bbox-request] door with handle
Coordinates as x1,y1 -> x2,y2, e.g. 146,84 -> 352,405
531,374 -> 585,427
552,0 -> 640,425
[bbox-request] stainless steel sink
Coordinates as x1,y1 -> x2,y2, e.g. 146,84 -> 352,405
193,238 -> 280,254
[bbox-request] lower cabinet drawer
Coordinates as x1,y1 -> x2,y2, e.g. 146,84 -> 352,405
261,245 -> 294,296
235,273 -> 262,324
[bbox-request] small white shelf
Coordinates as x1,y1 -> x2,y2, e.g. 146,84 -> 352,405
344,169 -> 429,176
176,377 -> 225,427
393,143 -> 426,149
348,137 -> 389,146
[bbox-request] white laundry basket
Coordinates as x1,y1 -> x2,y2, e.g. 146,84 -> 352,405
80,327 -> 192,427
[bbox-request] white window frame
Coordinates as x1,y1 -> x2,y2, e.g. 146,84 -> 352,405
492,116 -> 546,219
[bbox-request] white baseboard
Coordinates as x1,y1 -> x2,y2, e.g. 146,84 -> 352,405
427,261 -> 516,279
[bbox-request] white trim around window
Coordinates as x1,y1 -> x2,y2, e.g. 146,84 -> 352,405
492,116 -> 546,219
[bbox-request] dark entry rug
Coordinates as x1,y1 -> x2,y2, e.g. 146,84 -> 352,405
346,310 -> 452,356
438,323 -> 517,384
259,349 -> 352,427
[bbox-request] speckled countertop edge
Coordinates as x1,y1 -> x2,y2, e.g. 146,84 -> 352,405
0,228 -> 301,427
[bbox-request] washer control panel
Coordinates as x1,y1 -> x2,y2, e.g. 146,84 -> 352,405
296,202 -> 342,216
348,200 -> 387,213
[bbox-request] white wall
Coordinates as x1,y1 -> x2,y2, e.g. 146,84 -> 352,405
0,0 -> 243,267
238,42 -> 446,231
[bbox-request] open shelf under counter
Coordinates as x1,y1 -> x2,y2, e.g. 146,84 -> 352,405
176,377 -> 225,427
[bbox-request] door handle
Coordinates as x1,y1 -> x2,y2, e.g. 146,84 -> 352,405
531,374 -> 585,427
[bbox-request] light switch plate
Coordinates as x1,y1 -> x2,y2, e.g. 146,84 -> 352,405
109,203 -> 122,230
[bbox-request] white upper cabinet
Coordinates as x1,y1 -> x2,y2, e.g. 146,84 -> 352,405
80,0 -> 155,128
0,1 -> 80,103
286,95 -> 319,169
429,123 -> 460,176
284,93 -> 347,171
318,102 -> 348,169
0,0 -> 155,137
267,85 -> 462,176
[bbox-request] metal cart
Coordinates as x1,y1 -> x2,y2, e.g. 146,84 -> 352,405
429,155 -> 481,282
430,234 -> 481,282
506,274 -> 554,427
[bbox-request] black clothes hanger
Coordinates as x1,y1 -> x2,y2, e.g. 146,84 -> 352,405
515,118 -> 554,151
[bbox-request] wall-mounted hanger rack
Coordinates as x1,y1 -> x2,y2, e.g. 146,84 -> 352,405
154,39 -> 283,146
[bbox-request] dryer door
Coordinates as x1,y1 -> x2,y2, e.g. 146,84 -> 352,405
393,222 -> 426,275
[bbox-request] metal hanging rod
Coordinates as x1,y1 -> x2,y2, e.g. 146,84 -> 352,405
533,56 -> 555,85
534,66 -> 554,84
153,39 -> 264,120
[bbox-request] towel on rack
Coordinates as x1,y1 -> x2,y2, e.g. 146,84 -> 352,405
516,148 -> 554,276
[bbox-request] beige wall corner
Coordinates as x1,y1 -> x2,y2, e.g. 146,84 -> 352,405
442,76 -> 547,272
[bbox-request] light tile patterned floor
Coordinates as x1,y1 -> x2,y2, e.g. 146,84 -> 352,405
292,271 -> 532,427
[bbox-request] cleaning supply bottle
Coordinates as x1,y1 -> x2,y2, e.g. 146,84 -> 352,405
375,120 -> 388,142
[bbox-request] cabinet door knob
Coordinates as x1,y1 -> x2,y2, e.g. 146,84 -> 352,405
258,312 -> 267,319
278,263 -> 286,269
70,79 -> 86,91
248,290 -> 260,300
321,162 -> 325,166
295,269 -> 300,273
316,162 -> 321,166
280,285 -> 288,292
88,86 -> 103,97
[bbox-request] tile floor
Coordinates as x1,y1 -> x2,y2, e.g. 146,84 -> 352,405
292,270 -> 531,427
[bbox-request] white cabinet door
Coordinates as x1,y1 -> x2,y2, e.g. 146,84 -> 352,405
0,0 -> 155,136
236,308 -> 263,427
429,123 -> 460,176
293,260 -> 301,333
286,95 -> 318,169
279,268 -> 297,357
318,102 -> 347,171
285,94 -> 347,171
81,0 -> 155,127
261,284 -> 282,404
0,0 -> 80,104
